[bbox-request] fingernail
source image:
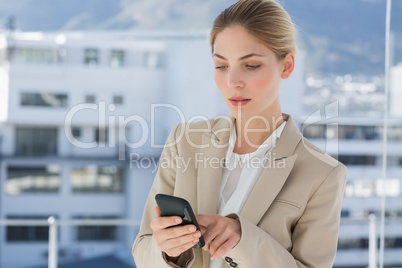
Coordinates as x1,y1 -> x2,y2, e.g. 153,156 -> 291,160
193,239 -> 199,243
210,256 -> 215,260
175,218 -> 181,223
193,232 -> 200,237
188,226 -> 196,232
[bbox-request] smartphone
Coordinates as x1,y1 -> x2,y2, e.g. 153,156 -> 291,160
155,194 -> 205,248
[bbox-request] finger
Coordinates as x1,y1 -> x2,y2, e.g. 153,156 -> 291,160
163,235 -> 201,258
154,206 -> 162,217
150,216 -> 182,231
209,232 -> 230,257
161,230 -> 201,249
210,238 -> 238,260
157,224 -> 198,242
202,225 -> 221,251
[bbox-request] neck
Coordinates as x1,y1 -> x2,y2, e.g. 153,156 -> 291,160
233,109 -> 284,154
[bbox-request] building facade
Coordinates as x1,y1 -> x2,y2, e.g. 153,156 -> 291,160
0,30 -> 225,267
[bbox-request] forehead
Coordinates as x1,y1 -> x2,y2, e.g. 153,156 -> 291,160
213,26 -> 271,57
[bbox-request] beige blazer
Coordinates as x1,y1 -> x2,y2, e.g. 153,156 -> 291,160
132,114 -> 347,268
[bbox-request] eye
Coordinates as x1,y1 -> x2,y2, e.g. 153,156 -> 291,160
215,65 -> 228,70
246,64 -> 261,70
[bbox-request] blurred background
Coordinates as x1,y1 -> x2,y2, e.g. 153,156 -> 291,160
0,0 -> 401,267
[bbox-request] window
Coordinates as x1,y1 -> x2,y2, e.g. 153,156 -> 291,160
341,210 -> 350,218
95,127 -> 108,144
9,47 -> 55,64
344,178 -> 401,198
303,124 -> 326,139
338,237 -> 402,250
74,215 -> 119,241
16,127 -> 58,156
6,215 -> 57,242
338,155 -> 377,166
337,125 -> 380,140
113,95 -> 123,105
6,166 -> 60,194
337,238 -> 368,250
71,166 -> 124,193
20,92 -> 67,108
84,48 -> 99,66
110,50 -> 125,68
72,127 -> 81,139
85,94 -> 96,104
388,126 -> 402,141
144,51 -> 162,69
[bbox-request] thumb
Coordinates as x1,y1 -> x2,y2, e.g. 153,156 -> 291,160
154,206 -> 162,217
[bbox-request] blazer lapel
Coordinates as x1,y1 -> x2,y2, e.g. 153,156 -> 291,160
239,114 -> 302,225
196,115 -> 234,215
239,154 -> 297,225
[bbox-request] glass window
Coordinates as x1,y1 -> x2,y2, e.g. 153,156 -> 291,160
302,124 -> 326,139
95,127 -> 108,144
388,126 -> 402,141
341,210 -> 350,218
338,237 -> 402,250
74,215 -> 119,241
85,94 -> 96,104
71,166 -> 124,193
144,51 -> 162,69
6,166 -> 60,195
20,92 -> 68,108
72,127 -> 81,139
343,178 -> 402,198
9,47 -> 55,64
110,50 -> 125,68
113,95 -> 123,105
338,155 -> 377,166
16,127 -> 58,156
84,48 -> 99,66
6,215 -> 57,242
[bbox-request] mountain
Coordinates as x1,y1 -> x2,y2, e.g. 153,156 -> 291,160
0,0 -> 401,75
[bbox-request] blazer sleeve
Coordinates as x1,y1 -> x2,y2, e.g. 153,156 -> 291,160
132,123 -> 195,268
225,163 -> 347,268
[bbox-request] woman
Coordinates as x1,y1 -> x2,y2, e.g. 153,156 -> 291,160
133,0 -> 347,267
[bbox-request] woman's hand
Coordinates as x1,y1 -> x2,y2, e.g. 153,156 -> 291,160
150,206 -> 202,258
196,214 -> 241,260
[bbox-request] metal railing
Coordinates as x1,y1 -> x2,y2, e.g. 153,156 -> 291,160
1,217 -> 402,267
0,218 -> 141,268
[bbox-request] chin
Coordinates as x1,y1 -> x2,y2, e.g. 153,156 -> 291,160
230,110 -> 254,121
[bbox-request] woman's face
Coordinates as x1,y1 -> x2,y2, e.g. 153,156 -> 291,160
213,26 -> 286,121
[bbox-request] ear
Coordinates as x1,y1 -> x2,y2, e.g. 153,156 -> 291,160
281,52 -> 295,79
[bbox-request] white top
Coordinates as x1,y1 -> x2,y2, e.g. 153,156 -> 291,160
208,121 -> 286,268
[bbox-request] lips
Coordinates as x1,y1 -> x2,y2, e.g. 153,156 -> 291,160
229,96 -> 251,106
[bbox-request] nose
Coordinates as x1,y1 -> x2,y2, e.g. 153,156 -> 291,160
227,68 -> 245,89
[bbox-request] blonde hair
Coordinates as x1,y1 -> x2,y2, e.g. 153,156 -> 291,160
210,0 -> 296,59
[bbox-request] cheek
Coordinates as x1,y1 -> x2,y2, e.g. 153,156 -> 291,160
214,72 -> 227,94
253,71 -> 275,89
254,72 -> 280,94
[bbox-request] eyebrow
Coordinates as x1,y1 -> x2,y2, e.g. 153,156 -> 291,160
212,53 -> 265,60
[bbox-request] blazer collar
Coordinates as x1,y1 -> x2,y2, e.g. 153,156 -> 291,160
210,113 -> 302,159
